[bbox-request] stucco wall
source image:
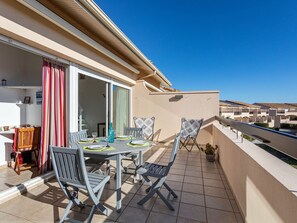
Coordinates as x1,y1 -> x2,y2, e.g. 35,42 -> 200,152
132,81 -> 219,143
213,122 -> 297,223
0,1 -> 136,85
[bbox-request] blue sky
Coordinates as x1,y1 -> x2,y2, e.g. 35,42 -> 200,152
96,0 -> 297,103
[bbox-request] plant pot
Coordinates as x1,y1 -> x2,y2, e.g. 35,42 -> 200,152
206,154 -> 215,162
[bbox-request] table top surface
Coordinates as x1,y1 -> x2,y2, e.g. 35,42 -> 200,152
80,138 -> 151,156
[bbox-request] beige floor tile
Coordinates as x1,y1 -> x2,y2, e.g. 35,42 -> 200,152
181,192 -> 205,206
185,170 -> 203,177
235,212 -> 245,223
178,203 -> 206,222
172,164 -> 186,170
205,196 -> 233,212
206,208 -> 237,223
128,194 -> 156,211
230,199 -> 240,213
117,206 -> 149,223
226,189 -> 235,199
186,165 -> 202,172
203,172 -> 221,180
177,217 -> 203,223
203,178 -> 224,188
187,161 -> 202,167
182,183 -> 204,194
147,212 -> 177,223
167,174 -> 184,182
0,196 -> 49,219
152,198 -> 179,216
204,186 -> 228,198
159,188 -> 181,202
184,176 -> 203,185
163,180 -> 183,191
0,211 -> 33,223
29,204 -> 64,223
169,168 -> 186,175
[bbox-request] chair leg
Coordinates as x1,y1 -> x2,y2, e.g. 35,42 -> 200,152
163,182 -> 178,198
156,190 -> 175,211
14,154 -> 20,175
138,187 -> 158,205
59,200 -> 73,223
138,177 -> 160,205
33,150 -> 39,169
86,205 -> 96,223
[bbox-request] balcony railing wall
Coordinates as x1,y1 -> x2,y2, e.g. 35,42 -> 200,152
213,121 -> 297,223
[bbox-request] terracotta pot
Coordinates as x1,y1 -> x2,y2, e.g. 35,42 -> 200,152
206,154 -> 215,162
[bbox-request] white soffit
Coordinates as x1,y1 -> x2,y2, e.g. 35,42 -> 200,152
80,0 -> 172,87
17,0 -> 140,74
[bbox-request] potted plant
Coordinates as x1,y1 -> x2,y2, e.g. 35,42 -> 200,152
204,143 -> 218,162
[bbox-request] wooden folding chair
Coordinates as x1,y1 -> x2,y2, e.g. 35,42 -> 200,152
137,134 -> 181,211
50,146 -> 110,223
14,127 -> 39,174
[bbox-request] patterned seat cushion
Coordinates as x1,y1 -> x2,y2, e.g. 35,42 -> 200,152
133,117 -> 155,140
180,118 -> 203,139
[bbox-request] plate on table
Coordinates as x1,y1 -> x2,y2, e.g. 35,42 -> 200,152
130,140 -> 146,145
80,138 -> 93,142
85,145 -> 105,150
117,135 -> 129,138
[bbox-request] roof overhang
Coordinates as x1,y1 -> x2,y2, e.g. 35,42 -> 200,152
29,0 -> 171,87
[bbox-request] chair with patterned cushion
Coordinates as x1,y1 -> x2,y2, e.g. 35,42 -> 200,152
133,117 -> 155,141
50,146 -> 110,222
179,118 -> 203,152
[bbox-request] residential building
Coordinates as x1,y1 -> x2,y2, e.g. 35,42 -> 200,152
0,1 -> 296,223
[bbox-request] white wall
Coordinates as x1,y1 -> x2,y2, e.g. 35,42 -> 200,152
0,42 -> 42,166
78,75 -> 106,135
0,42 -> 42,86
25,88 -> 42,126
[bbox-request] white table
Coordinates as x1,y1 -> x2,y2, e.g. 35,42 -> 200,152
82,139 -> 151,212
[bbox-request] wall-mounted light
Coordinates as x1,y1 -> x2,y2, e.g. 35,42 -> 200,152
1,79 -> 7,86
174,95 -> 183,100
169,94 -> 183,102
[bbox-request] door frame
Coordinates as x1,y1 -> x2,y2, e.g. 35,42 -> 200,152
76,66 -> 132,135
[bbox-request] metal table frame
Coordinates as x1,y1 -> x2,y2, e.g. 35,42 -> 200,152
82,139 -> 150,212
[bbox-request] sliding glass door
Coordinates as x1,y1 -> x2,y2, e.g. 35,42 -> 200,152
112,85 -> 130,135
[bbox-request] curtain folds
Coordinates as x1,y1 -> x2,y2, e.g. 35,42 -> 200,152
39,60 -> 66,174
113,86 -> 129,135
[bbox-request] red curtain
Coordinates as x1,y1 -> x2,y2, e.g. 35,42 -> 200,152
39,60 -> 66,174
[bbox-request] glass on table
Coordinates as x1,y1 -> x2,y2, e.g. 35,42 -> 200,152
91,132 -> 97,143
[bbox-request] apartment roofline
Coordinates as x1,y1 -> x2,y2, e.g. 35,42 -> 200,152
79,0 -> 172,87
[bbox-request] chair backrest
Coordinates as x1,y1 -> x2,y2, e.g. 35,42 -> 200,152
133,117 -> 155,140
124,127 -> 143,139
69,130 -> 88,148
180,118 -> 203,139
16,127 -> 35,151
50,146 -> 88,189
168,134 -> 181,165
32,126 -> 41,150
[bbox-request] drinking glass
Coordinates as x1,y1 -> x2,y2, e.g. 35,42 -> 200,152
106,135 -> 110,147
92,132 -> 97,143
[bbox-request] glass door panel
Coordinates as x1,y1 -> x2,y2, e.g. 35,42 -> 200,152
112,85 -> 129,135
